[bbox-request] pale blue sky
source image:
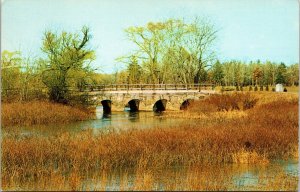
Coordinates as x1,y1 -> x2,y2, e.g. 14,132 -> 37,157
2,0 -> 299,73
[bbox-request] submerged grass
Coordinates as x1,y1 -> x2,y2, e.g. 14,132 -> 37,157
1,92 -> 298,190
2,101 -> 94,126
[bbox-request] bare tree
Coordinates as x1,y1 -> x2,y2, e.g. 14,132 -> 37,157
184,18 -> 218,83
1,51 -> 22,99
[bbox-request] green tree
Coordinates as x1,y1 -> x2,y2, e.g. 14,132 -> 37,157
233,61 -> 245,86
262,61 -> 275,86
286,63 -> 299,86
127,56 -> 142,84
223,61 -> 234,86
275,63 -> 287,84
211,60 -> 224,85
40,26 -> 95,102
252,67 -> 263,86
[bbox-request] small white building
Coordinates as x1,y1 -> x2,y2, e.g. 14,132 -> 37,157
275,84 -> 284,92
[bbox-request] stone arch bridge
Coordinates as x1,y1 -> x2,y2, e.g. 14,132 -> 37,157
78,84 -> 216,112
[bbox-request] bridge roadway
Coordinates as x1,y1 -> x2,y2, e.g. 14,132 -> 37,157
79,84 -> 216,112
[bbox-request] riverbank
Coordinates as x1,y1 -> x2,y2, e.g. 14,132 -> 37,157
163,92 -> 298,118
1,101 -> 94,127
2,92 -> 298,190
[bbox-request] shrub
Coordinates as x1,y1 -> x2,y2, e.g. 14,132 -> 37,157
254,86 -> 258,91
272,88 -> 275,92
284,88 -> 287,92
242,94 -> 258,110
240,86 -> 243,91
236,86 -> 240,91
221,87 -> 225,93
249,86 -> 253,91
224,87 -> 235,91
260,86 -> 263,91
266,85 -> 269,91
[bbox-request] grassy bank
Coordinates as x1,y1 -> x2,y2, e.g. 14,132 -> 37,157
2,92 -> 298,190
2,101 -> 94,127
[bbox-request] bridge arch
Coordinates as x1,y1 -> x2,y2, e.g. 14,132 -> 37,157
153,99 -> 167,112
101,99 -> 112,113
180,99 -> 195,110
127,99 -> 140,112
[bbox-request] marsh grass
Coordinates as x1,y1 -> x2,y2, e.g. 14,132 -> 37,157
2,101 -> 94,126
1,92 -> 298,190
188,92 -> 259,113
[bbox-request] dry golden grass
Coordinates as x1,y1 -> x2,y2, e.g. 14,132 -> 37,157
1,92 -> 298,190
232,149 -> 269,164
2,101 -> 94,126
175,92 -> 297,115
3,163 -> 297,191
187,92 -> 259,113
285,86 -> 299,93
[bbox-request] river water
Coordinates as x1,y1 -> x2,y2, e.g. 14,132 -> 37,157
82,162 -> 298,191
3,106 -> 185,136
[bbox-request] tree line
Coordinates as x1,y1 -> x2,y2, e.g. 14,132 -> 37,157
1,18 -> 299,103
113,59 -> 298,87
210,60 -> 298,87
115,18 -> 298,87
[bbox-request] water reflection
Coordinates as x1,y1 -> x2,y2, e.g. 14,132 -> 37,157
82,162 -> 298,191
283,160 -> 298,176
126,112 -> 139,122
153,111 -> 164,116
102,113 -> 112,119
233,171 -> 259,188
3,108 -> 185,136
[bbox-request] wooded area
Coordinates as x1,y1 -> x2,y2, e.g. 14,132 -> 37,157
1,19 -> 299,103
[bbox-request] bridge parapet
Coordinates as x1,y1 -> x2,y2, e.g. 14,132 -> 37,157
74,84 -> 215,112
80,83 -> 215,92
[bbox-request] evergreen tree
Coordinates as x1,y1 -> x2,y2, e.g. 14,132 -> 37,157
212,60 -> 224,85
127,56 -> 142,84
275,63 -> 287,84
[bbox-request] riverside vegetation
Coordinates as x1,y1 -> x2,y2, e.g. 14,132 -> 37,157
1,92 -> 298,191
2,101 -> 94,127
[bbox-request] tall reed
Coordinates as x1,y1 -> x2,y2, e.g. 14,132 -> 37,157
2,101 -> 94,126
